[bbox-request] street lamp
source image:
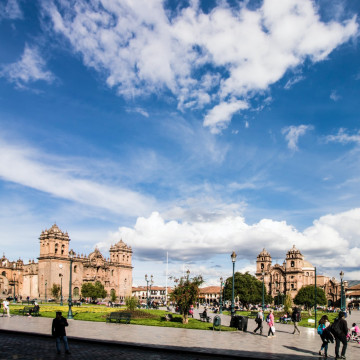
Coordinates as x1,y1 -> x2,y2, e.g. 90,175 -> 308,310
45,280 -> 47,303
149,275 -> 154,308
145,274 -> 150,309
262,271 -> 265,311
59,273 -> 63,306
13,275 -> 16,303
231,251 -> 237,317
340,271 -> 344,311
67,249 -> 75,319
219,277 -> 224,314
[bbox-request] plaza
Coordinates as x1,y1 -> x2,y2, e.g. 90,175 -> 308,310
1,306 -> 359,359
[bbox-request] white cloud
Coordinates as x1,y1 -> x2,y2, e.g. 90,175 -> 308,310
0,0 -> 23,21
42,0 -> 358,132
203,100 -> 249,134
101,208 -> 360,277
284,75 -> 304,89
330,90 -> 341,101
325,128 -> 360,144
0,136 -> 155,217
125,107 -> 149,118
0,44 -> 54,87
282,124 -> 313,150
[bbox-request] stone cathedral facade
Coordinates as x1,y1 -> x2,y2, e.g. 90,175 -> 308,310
0,224 -> 132,300
255,245 -> 344,305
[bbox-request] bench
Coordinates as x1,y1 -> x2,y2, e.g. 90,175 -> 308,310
21,306 -> 40,317
199,313 -> 211,322
106,312 -> 131,324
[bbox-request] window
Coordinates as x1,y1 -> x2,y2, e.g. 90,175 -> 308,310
111,270 -> 114,276
261,263 -> 264,269
73,265 -> 77,273
1,271 -> 5,276
55,243 -> 58,254
73,287 -> 79,297
291,284 -> 294,289
291,261 -> 295,267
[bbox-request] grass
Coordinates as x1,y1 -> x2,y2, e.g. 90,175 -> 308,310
9,304 -> 236,331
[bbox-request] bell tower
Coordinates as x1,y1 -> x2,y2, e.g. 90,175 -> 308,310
256,248 -> 272,276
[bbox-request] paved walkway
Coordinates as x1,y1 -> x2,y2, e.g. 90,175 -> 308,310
0,308 -> 359,359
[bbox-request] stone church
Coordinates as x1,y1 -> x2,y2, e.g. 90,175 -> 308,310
0,224 -> 132,300
255,245 -> 344,305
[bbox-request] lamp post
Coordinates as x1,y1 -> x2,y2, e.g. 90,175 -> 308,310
67,249 -> 75,319
219,277 -> 224,314
262,271 -> 265,311
45,280 -> 47,303
231,251 -> 237,317
340,271 -> 344,311
149,275 -> 154,308
315,267 -> 317,329
12,275 -> 16,303
59,273 -> 63,306
145,274 -> 150,309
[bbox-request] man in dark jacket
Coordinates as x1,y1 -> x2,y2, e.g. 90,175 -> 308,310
333,311 -> 348,359
52,311 -> 70,354
291,307 -> 301,334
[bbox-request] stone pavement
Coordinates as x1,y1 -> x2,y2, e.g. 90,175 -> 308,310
0,308 -> 359,359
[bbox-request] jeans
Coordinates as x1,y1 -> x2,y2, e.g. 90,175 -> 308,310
268,326 -> 275,336
335,335 -> 347,358
293,322 -> 300,333
320,334 -> 328,355
55,336 -> 69,353
254,322 -> 263,334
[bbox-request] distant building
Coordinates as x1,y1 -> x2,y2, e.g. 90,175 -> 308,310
0,224 -> 132,300
346,284 -> 360,305
132,286 -> 172,303
199,286 -> 221,304
255,245 -> 344,305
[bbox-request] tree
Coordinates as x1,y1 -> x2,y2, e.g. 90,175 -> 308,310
51,284 -> 60,299
110,289 -> 117,302
284,293 -> 293,314
81,281 -> 107,301
170,271 -> 203,324
294,285 -> 327,309
125,296 -> 138,311
223,272 -> 272,307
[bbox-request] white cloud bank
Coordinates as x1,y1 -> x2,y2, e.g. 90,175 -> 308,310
42,0 -> 358,133
103,208 -> 360,278
0,136 -> 155,217
0,45 -> 54,87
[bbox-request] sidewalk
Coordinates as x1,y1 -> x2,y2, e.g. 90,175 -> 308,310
0,310 -> 359,359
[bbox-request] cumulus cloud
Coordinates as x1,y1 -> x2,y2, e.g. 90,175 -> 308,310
0,136 -> 155,217
325,128 -> 360,145
0,44 -> 54,87
282,124 -> 313,150
101,208 -> 360,278
0,0 -> 23,21
42,0 -> 358,133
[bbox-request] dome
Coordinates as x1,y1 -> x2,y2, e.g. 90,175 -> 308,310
257,248 -> 271,258
302,260 -> 314,269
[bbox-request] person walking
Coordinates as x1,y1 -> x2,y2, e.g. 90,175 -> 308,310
253,309 -> 263,335
2,299 -> 11,318
318,315 -> 332,357
267,309 -> 275,337
331,311 -> 348,360
291,307 -> 301,334
51,311 -> 71,355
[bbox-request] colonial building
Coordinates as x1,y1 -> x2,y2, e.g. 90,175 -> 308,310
199,286 -> 221,304
0,224 -> 133,300
255,245 -> 344,305
132,286 -> 172,304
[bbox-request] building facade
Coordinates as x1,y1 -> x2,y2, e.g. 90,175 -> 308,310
0,224 -> 133,300
255,245 -> 344,305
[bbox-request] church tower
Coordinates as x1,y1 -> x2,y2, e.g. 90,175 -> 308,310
256,248 -> 272,276
38,224 -> 70,299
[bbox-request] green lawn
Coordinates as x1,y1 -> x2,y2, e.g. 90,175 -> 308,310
10,304 -> 236,331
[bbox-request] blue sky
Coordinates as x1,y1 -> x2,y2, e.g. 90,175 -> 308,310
1,0 -> 360,287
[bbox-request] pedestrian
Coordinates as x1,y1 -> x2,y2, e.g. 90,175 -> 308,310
51,311 -> 71,355
291,307 -> 301,334
266,309 -> 275,337
318,315 -> 332,357
2,299 -> 11,318
253,308 -> 263,335
348,305 -> 351,316
331,311 -> 348,360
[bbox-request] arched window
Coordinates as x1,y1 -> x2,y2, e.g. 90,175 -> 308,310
291,261 -> 295,267
55,243 -> 58,254
111,270 -> 114,276
261,263 -> 264,269
61,244 -> 65,255
73,265 -> 77,273
1,271 -> 5,276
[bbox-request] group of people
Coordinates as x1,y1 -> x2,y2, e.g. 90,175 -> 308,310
253,307 -> 358,359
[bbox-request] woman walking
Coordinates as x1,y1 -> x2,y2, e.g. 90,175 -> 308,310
318,315 -> 331,357
267,309 -> 275,337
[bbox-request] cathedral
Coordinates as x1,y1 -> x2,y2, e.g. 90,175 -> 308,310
255,245 -> 344,305
0,224 -> 132,300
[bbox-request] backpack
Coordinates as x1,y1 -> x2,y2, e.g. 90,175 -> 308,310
266,314 -> 270,323
331,319 -> 342,336
317,324 -> 324,335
